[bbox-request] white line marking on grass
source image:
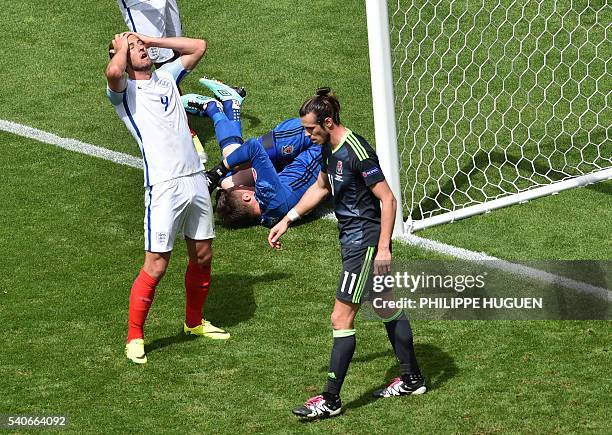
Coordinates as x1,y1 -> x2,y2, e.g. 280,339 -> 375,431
398,234 -> 611,301
4,119 -> 610,302
323,214 -> 611,301
0,119 -> 142,169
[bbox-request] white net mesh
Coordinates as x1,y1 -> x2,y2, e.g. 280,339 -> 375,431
390,0 -> 611,226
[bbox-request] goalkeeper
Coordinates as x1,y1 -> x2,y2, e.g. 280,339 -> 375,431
182,79 -> 322,228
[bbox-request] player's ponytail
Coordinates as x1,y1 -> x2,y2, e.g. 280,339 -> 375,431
300,88 -> 341,126
316,87 -> 332,97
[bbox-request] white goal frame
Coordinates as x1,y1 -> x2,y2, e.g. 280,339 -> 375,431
365,0 -> 612,235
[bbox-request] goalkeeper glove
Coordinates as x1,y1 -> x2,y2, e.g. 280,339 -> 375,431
206,161 -> 230,193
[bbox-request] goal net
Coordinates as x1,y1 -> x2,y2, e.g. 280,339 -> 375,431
372,0 -> 611,232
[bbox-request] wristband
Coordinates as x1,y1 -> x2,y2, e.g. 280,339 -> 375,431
287,208 -> 301,223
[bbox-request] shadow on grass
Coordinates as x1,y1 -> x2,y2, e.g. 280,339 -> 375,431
240,112 -> 262,130
412,127 -> 610,220
344,343 -> 457,411
588,179 -> 612,196
146,331 -> 197,353
146,271 -> 290,353
205,271 -> 290,326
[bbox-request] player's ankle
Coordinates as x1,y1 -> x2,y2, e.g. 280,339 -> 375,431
322,391 -> 340,401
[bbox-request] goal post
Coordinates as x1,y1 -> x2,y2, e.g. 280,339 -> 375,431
366,0 -> 406,236
366,0 -> 612,233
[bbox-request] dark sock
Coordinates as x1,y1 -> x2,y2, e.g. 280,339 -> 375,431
322,391 -> 339,401
211,116 -> 243,151
323,329 -> 356,396
222,99 -> 243,137
384,312 -> 421,379
204,100 -> 225,125
222,99 -> 241,121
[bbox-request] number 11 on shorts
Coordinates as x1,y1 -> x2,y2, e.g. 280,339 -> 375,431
340,271 -> 357,295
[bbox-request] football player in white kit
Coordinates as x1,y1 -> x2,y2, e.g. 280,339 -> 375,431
106,32 -> 229,365
116,0 -> 182,65
116,1 -> 209,163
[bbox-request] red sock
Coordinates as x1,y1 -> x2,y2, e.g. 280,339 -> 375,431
185,261 -> 211,328
127,269 -> 158,342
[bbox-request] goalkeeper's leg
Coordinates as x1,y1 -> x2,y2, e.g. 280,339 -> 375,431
181,94 -> 243,159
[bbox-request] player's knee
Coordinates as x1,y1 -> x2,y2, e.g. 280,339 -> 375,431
193,248 -> 213,267
191,245 -> 212,267
330,311 -> 352,330
144,261 -> 168,281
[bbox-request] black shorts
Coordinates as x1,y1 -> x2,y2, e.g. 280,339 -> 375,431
336,245 -> 377,304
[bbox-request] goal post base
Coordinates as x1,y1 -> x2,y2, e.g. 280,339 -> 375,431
406,168 -> 612,232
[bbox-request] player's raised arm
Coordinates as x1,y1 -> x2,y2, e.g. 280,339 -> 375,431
268,171 -> 330,249
369,179 -> 397,275
106,33 -> 129,92
130,33 -> 207,71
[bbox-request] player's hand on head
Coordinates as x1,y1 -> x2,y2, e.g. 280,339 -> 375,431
126,32 -> 153,47
112,33 -> 129,52
373,248 -> 392,275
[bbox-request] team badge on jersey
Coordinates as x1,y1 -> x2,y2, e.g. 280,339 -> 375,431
157,78 -> 172,89
281,145 -> 294,156
334,161 -> 343,182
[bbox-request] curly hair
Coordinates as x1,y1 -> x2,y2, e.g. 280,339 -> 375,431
215,188 -> 260,228
299,87 -> 341,126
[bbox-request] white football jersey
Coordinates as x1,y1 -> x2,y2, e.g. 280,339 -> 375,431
116,0 -> 182,63
107,58 -> 202,186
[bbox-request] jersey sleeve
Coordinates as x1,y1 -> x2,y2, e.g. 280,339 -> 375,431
352,140 -> 386,187
106,86 -> 125,106
106,77 -> 129,106
263,118 -> 311,166
320,145 -> 331,173
158,57 -> 189,85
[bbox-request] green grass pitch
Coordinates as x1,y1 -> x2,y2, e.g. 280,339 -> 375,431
0,0 -> 610,433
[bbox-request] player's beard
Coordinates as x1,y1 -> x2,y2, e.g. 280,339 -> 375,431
128,54 -> 152,73
131,60 -> 152,72
132,64 -> 151,72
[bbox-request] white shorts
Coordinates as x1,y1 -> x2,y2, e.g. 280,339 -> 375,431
144,172 -> 215,253
117,0 -> 182,63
